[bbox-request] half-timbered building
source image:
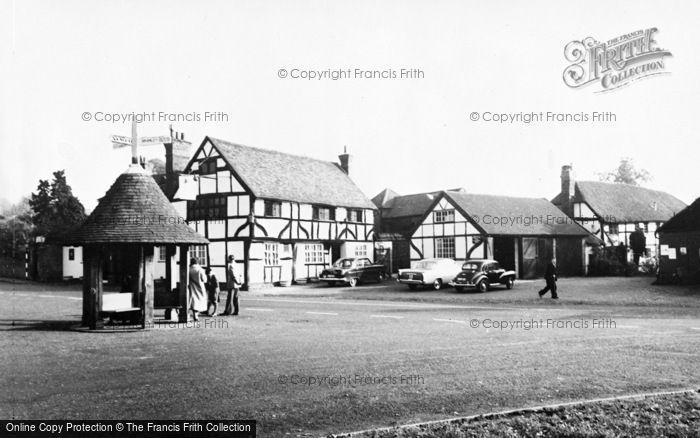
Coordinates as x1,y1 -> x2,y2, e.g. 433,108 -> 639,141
552,165 -> 686,259
375,189 -> 590,279
179,138 -> 376,287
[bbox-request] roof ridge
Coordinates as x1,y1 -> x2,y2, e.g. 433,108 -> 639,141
577,180 -> 674,194
446,191 -> 550,202
208,136 -> 340,168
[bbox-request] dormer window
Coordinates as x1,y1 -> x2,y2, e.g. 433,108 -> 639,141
264,201 -> 282,217
346,209 -> 363,223
313,206 -> 335,221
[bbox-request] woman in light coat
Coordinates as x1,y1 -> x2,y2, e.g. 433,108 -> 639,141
188,258 -> 208,321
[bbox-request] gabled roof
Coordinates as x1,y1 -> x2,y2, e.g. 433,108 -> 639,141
570,181 -> 686,223
70,165 -> 208,244
658,197 -> 700,233
444,191 -> 589,236
205,137 -> 375,210
378,191 -> 442,218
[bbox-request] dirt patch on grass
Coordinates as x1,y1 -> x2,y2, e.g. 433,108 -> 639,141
338,390 -> 700,437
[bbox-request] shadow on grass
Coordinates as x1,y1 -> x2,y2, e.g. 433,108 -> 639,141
0,319 -> 78,331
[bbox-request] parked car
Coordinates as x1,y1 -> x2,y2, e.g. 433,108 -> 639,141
397,258 -> 463,290
450,259 -> 516,292
319,257 -> 385,287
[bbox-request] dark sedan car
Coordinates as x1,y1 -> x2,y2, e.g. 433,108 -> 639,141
449,259 -> 516,292
319,257 -> 385,287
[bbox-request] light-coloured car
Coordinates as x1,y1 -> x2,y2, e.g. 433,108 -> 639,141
397,258 -> 463,290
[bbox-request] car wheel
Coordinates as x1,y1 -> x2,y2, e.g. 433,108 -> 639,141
432,279 -> 442,290
477,280 -> 489,293
408,284 -> 418,291
455,286 -> 465,293
377,272 -> 385,282
505,277 -> 514,289
348,277 -> 358,288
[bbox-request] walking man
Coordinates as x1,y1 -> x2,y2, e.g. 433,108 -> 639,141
223,254 -> 242,315
538,258 -> 558,299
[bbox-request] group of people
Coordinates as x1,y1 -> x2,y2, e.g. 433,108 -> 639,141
188,254 -> 242,321
188,255 -> 561,319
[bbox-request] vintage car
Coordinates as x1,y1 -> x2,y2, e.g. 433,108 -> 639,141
397,258 -> 463,290
319,257 -> 385,287
449,259 -> 516,292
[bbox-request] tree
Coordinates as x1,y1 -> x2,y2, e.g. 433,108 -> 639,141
597,157 -> 652,186
28,170 -> 87,242
0,197 -> 33,258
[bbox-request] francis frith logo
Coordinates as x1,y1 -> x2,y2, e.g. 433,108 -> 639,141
563,28 -> 672,92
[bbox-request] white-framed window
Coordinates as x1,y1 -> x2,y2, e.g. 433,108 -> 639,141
189,245 -> 207,265
435,237 -> 455,259
158,245 -> 167,262
304,243 -> 325,264
434,209 -> 455,223
354,244 -> 368,257
264,243 -> 279,266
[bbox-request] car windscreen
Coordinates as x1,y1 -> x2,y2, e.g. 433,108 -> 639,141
462,262 -> 482,271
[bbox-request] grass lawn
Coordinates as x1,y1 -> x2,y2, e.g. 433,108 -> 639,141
346,391 -> 700,437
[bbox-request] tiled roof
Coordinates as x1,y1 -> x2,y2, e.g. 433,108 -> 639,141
70,165 -> 208,244
207,137 -> 376,210
379,191 -> 442,218
573,181 -> 686,223
445,191 -> 589,236
659,197 -> 700,232
372,188 -> 400,208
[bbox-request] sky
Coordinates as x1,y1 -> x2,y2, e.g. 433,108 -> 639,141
1,0 -> 699,212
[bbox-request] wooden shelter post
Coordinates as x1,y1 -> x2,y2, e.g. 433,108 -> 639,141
178,244 -> 189,323
142,245 -> 155,327
81,245 -> 103,329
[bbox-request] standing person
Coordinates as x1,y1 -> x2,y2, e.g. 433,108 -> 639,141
205,267 -> 220,317
188,257 -> 208,321
538,258 -> 558,299
223,254 -> 242,315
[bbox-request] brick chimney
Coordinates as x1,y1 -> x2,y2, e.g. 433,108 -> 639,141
561,164 -> 575,200
164,129 -> 192,199
338,146 -> 352,175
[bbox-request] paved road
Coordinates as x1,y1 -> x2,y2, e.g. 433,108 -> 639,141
1,279 -> 699,437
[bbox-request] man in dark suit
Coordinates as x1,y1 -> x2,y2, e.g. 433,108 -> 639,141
223,255 -> 242,315
538,258 -> 558,299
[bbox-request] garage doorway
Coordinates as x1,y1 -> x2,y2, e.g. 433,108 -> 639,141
493,237 -> 516,271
